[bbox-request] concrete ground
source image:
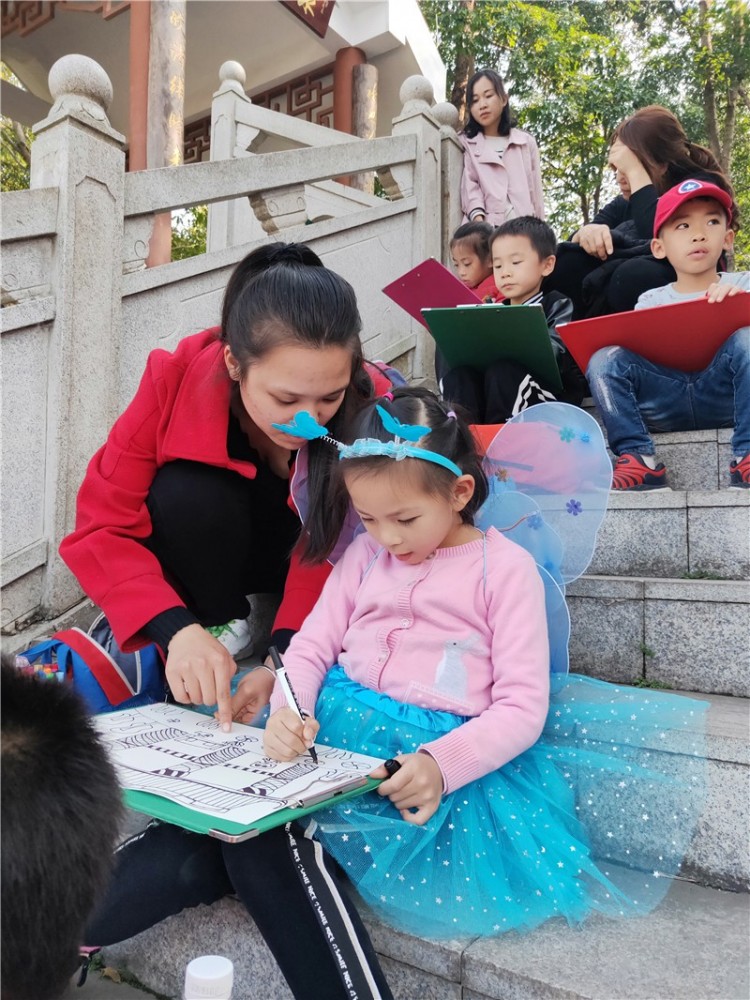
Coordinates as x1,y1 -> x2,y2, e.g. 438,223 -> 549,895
62,967 -> 159,999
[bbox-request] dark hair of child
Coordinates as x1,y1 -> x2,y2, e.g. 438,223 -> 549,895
491,215 -> 558,260
462,68 -> 516,139
1,661 -> 123,1000
339,386 -> 489,524
219,242 -> 375,563
450,220 -> 495,262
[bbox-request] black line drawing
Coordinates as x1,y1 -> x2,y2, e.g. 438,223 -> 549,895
96,703 -> 380,822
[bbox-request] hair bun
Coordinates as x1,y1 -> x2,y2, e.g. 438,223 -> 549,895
267,242 -> 323,268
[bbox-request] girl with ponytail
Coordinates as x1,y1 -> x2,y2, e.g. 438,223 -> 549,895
63,242 -> 395,999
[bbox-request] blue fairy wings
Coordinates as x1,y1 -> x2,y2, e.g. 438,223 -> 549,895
476,402 -> 611,688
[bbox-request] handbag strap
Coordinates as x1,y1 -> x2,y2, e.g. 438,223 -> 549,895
53,627 -> 135,706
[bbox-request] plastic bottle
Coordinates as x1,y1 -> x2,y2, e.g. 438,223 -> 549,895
183,955 -> 234,999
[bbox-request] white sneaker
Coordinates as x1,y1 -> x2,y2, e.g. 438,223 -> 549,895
205,617 -> 254,658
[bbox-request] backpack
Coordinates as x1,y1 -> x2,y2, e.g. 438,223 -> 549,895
18,613 -> 165,715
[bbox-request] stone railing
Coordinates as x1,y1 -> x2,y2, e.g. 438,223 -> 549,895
0,54 -> 463,634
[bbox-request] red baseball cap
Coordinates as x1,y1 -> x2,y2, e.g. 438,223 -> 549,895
653,178 -> 733,237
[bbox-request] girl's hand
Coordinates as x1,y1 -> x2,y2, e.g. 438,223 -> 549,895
706,280 -> 739,303
165,624 -> 237,732
572,223 -> 613,260
371,752 -> 444,826
264,707 -> 320,761
228,663 -> 276,724
608,138 -> 653,192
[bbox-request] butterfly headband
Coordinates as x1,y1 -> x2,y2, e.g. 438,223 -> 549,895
272,405 -> 463,477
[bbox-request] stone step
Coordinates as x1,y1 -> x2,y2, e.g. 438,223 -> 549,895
102,879 -> 749,1000
568,575 -> 750,697
583,403 -> 737,492
661,691 -> 747,892
589,489 -> 750,581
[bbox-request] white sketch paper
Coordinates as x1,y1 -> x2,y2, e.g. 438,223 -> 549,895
95,703 -> 382,827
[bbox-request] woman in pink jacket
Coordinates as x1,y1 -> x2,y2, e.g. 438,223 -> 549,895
459,68 -> 545,226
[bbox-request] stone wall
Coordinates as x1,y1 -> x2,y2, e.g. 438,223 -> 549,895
0,54 -> 463,633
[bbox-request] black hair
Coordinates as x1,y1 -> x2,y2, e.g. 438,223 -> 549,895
1,660 -> 123,1000
450,221 -> 494,264
219,242 -> 374,563
491,216 -> 558,260
337,386 -> 488,525
462,69 -> 516,139
221,242 -> 363,369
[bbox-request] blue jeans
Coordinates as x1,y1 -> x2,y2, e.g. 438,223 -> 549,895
587,327 -> 750,459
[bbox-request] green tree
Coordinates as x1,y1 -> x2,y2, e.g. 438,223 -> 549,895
1,63 -> 32,192
419,0 -> 749,262
171,205 -> 208,261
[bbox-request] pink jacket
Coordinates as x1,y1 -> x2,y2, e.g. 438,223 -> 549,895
460,128 -> 545,225
269,528 -> 550,795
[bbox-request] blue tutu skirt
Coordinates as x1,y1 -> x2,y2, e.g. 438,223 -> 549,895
312,666 -> 707,938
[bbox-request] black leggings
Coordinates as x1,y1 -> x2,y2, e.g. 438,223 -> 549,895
86,821 -> 392,1000
145,460 -> 299,626
545,248 -> 676,318
442,360 -> 558,423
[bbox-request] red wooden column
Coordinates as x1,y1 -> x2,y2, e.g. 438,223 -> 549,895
333,46 -> 365,134
333,45 -> 365,185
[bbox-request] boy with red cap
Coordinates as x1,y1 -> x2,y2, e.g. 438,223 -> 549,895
587,178 -> 749,489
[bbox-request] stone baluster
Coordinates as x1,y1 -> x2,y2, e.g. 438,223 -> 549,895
208,60 -> 308,244
29,55 -> 125,616
208,60 -> 265,251
432,101 -> 463,264
388,76 -> 442,381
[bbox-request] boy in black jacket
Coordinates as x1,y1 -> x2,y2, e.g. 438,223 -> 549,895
441,216 -> 587,423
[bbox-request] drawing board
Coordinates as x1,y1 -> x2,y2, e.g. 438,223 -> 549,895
382,257 -> 481,326
559,292 -> 750,374
95,703 -> 382,842
422,304 -> 563,391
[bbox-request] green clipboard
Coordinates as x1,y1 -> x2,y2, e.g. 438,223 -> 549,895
422,303 -> 563,392
124,777 -> 381,843
97,702 -> 383,844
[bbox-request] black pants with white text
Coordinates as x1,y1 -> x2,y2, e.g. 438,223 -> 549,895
86,820 -> 392,1000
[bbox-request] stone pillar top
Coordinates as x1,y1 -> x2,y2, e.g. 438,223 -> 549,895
217,60 -> 248,96
432,101 -> 460,132
37,53 -> 122,140
398,75 -> 435,117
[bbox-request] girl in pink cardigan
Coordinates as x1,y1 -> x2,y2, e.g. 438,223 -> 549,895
459,68 -> 545,225
261,389 -> 707,940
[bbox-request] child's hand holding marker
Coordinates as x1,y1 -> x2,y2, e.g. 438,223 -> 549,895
264,646 -> 319,763
370,752 -> 444,827
264,707 -> 320,762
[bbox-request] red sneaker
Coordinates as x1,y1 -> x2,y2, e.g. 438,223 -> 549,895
729,453 -> 750,489
612,453 -> 670,491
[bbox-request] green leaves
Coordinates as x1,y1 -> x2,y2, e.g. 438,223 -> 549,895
419,0 -> 749,265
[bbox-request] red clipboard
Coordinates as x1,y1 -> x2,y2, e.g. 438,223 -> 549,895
382,258 -> 481,327
559,293 -> 750,374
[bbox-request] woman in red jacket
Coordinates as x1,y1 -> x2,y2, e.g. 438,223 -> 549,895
64,243 -> 395,1000
61,243 -> 393,730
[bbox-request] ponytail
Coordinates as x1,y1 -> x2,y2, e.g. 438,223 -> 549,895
301,363 -> 375,563
667,142 -> 740,231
